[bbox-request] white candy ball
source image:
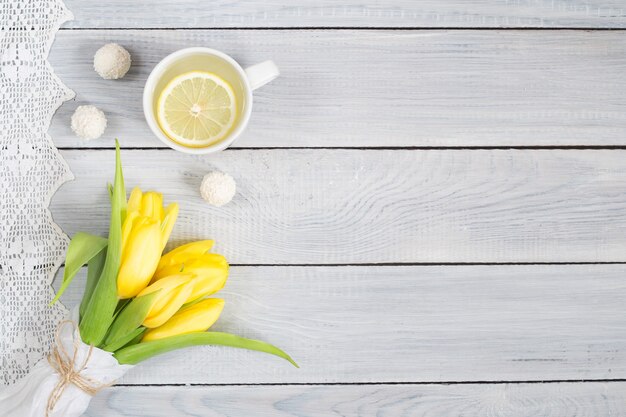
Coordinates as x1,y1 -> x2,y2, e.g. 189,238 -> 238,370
200,171 -> 237,207
93,43 -> 131,80
71,105 -> 107,140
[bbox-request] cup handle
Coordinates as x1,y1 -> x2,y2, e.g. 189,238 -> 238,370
244,60 -> 280,91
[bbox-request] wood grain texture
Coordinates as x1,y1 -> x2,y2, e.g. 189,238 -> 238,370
84,383 -> 626,417
52,149 -> 626,264
49,30 -> 626,148
62,1 -> 626,28
54,264 -> 626,384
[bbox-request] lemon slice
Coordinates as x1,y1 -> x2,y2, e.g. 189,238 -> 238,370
157,71 -> 237,147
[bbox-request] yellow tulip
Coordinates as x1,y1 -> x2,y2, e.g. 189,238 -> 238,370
181,254 -> 228,302
142,298 -> 225,342
155,240 -> 214,276
117,188 -> 179,299
153,243 -> 228,303
138,274 -> 196,328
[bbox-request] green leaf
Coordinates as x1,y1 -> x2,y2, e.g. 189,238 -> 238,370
124,329 -> 147,349
80,140 -> 126,345
51,232 -> 107,305
114,332 -> 298,368
103,291 -> 159,349
114,298 -> 131,317
79,247 -> 107,320
102,327 -> 146,352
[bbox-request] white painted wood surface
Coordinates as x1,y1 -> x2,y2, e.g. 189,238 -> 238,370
83,383 -> 626,417
62,1 -> 626,28
54,264 -> 626,384
52,149 -> 626,264
35,2 -> 626,414
49,30 -> 626,148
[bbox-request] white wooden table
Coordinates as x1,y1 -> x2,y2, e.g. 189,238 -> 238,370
49,2 -> 626,416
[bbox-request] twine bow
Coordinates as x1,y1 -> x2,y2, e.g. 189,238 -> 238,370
46,321 -> 111,417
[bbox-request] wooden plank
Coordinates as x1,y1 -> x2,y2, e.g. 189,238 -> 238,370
63,1 -> 626,28
84,383 -> 626,417
49,30 -> 626,148
53,149 -> 626,264
54,264 -> 626,384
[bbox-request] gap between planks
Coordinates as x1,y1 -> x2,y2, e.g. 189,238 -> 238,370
113,379 -> 626,387
57,262 -> 626,268
57,146 -> 626,151
57,27 -> 626,31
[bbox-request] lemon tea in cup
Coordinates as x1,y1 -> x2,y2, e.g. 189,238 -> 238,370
143,47 -> 279,154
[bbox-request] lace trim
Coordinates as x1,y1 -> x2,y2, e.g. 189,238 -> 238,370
0,0 -> 75,385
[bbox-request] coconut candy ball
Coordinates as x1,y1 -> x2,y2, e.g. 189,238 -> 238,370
93,43 -> 131,80
200,171 -> 237,207
70,105 -> 107,141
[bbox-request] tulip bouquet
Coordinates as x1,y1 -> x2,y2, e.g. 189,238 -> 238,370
0,141 -> 295,417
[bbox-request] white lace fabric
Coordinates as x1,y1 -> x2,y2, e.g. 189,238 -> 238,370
0,0 -> 74,385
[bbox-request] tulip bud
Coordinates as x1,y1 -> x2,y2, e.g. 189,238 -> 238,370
138,274 -> 197,328
117,216 -> 161,299
184,254 -> 228,302
117,187 -> 179,299
142,298 -> 225,342
155,240 -> 214,276
154,253 -> 227,302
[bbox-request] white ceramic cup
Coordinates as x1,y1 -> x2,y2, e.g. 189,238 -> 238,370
143,47 -> 279,154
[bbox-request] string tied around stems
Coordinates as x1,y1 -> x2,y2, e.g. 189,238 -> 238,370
46,321 -> 111,417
